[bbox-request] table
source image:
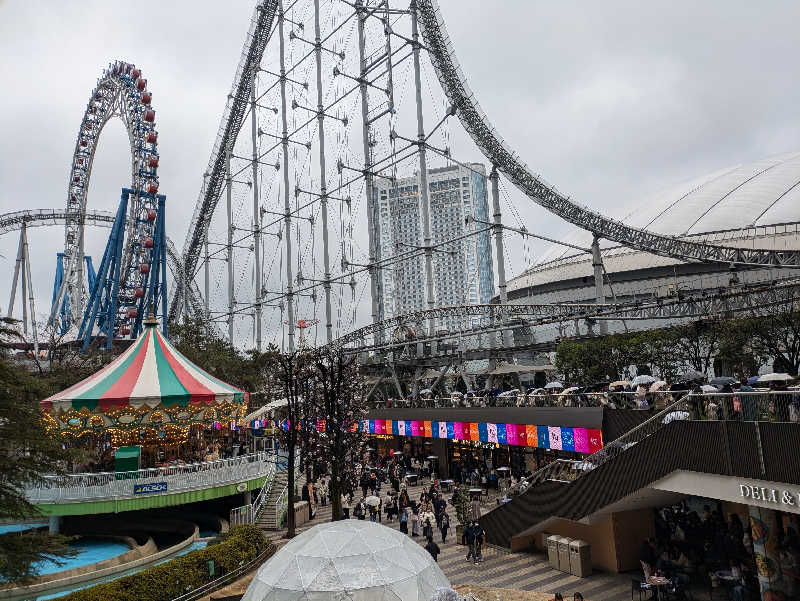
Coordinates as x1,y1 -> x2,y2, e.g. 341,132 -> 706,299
646,576 -> 669,601
405,473 -> 418,485
440,479 -> 454,492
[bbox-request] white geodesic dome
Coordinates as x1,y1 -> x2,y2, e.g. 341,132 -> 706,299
241,520 -> 451,601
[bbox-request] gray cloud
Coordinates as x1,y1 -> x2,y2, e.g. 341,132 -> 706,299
2,0 -> 799,341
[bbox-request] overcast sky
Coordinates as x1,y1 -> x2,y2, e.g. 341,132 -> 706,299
2,1 -> 799,344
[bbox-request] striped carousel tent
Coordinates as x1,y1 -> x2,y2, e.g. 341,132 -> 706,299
41,320 -> 248,415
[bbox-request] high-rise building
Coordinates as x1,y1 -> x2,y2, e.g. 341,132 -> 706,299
373,163 -> 494,331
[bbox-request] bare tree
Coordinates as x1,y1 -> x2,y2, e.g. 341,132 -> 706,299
307,347 -> 368,522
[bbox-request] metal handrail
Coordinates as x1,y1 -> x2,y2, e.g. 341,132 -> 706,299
507,390 -> 800,494
26,452 -> 278,503
169,545 -> 274,601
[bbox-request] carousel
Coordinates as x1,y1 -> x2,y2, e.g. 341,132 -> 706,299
40,315 -> 249,467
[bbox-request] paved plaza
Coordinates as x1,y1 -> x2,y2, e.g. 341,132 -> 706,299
282,480 -> 632,601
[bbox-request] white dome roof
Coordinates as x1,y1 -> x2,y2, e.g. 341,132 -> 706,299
242,521 -> 451,601
535,151 -> 800,267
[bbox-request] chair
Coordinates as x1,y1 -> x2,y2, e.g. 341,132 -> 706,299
631,578 -> 652,600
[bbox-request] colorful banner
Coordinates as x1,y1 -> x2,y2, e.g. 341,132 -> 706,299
357,419 -> 602,454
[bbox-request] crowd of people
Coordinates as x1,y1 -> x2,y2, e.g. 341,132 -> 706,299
316,451 -> 492,565
640,501 -> 800,600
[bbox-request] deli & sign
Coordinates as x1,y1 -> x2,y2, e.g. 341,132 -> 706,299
739,483 -> 799,506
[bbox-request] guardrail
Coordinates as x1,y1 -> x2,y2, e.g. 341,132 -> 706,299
506,391 -> 800,493
374,388 -> 800,411
26,452 -> 277,503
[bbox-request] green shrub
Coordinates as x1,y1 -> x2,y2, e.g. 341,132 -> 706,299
56,525 -> 273,601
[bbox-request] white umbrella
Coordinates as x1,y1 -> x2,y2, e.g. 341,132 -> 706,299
364,495 -> 381,507
498,390 -> 516,398
561,386 -> 580,394
496,466 -> 510,471
662,411 -> 690,424
758,373 -> 794,383
700,384 -> 719,393
649,380 -> 667,392
419,388 -> 433,394
632,375 -> 656,386
426,455 -> 438,460
544,381 -> 563,389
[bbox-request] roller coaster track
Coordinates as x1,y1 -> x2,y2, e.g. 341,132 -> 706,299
416,0 -> 800,268
0,209 -> 209,330
338,277 -> 800,352
172,0 -> 278,322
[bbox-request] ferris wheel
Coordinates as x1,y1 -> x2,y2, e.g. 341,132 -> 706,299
50,60 -> 165,343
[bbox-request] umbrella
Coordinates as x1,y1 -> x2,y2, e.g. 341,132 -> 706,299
498,390 -> 516,398
710,376 -> 737,387
530,388 -> 546,395
365,495 -> 381,507
747,376 -> 760,385
426,455 -> 438,460
496,466 -> 510,471
649,380 -> 667,392
662,411 -> 690,424
700,384 -> 719,393
758,373 -> 794,383
678,370 -> 705,383
544,381 -> 563,389
631,375 -> 656,386
450,391 -> 463,396
561,386 -> 580,394
610,380 -> 630,389
419,388 -> 433,395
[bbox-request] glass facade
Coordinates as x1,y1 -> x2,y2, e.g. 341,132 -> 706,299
374,163 -> 494,328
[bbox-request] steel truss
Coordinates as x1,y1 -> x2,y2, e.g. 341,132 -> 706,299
53,60 -> 162,337
173,0 -> 279,322
415,0 -> 800,268
0,209 -> 212,338
337,277 -> 800,352
175,0 -> 800,353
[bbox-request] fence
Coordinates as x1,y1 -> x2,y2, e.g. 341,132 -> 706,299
506,391 -> 800,493
26,452 -> 277,503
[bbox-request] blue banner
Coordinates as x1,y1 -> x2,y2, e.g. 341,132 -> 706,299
133,481 -> 168,495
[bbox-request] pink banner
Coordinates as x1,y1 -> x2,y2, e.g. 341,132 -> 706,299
411,421 -> 421,437
453,422 -> 465,440
506,423 -> 519,446
574,428 -> 589,453
548,426 -> 563,450
374,420 -> 384,435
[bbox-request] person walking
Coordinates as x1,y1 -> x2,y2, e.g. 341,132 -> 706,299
423,518 -> 433,541
341,493 -> 351,519
472,520 -> 485,563
440,511 -> 449,544
399,507 -> 409,534
463,522 -> 476,562
425,536 -> 441,562
411,509 -> 421,537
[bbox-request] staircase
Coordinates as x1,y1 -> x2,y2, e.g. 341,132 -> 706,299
257,470 -> 288,530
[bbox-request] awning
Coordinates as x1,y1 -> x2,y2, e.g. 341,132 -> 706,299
241,397 -> 291,424
40,321 -> 248,414
486,363 -> 557,376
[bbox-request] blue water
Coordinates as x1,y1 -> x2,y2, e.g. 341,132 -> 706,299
35,540 -> 208,600
198,529 -> 218,538
0,522 -> 47,534
34,539 -> 130,576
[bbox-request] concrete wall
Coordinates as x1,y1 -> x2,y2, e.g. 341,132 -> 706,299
519,508 -> 655,574
611,509 -> 655,573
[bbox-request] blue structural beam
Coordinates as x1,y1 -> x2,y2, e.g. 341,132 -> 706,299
78,190 -> 129,351
78,188 -> 168,351
132,193 -> 167,338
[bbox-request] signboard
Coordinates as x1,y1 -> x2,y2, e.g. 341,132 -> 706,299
133,481 -> 168,495
358,419 -> 603,453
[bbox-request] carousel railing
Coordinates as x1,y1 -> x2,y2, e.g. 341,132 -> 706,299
26,451 -> 277,503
